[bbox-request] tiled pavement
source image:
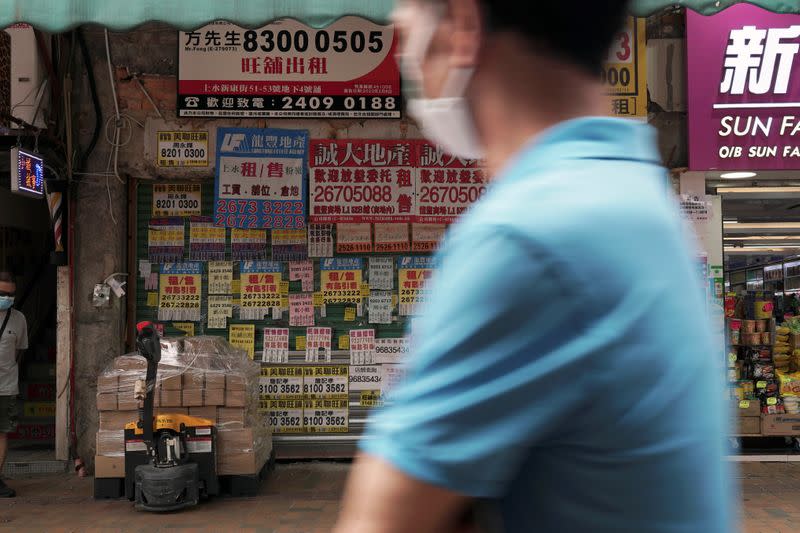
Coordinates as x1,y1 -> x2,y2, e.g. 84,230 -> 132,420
0,461 -> 796,532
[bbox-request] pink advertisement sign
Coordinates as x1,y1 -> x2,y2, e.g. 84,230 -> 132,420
688,4 -> 800,171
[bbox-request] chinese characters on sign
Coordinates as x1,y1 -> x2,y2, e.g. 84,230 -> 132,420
601,17 -> 647,119
336,223 -> 373,253
156,131 -> 208,167
320,258 -> 363,305
397,257 -> 434,316
215,127 -> 308,229
368,257 -> 394,290
679,194 -> 713,222
148,218 -> 185,263
289,261 -> 314,292
266,399 -> 305,433
368,292 -> 393,325
374,223 -> 410,253
229,324 -> 255,359
305,327 -> 333,362
271,228 -> 308,261
231,228 -> 268,260
189,216 -> 226,261
415,142 -> 487,223
262,328 -> 290,363
687,5 -> 800,170
207,295 -> 232,329
178,18 -> 400,118
349,329 -> 376,364
158,263 -> 202,321
349,365 -> 384,392
375,337 -> 410,364
208,261 -> 233,294
239,261 -> 283,319
412,223 -> 446,252
310,140 -> 415,222
304,398 -> 349,433
289,293 -> 315,327
153,184 -> 202,217
307,223 -> 334,257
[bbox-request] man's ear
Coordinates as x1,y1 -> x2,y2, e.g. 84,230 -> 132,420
448,0 -> 482,68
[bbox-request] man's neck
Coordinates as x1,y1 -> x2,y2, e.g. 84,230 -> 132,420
470,35 -> 607,176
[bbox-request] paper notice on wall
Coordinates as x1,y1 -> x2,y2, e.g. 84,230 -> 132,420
272,228 -> 308,261
152,183 -> 202,215
208,261 -> 233,294
349,329 -> 376,365
375,337 -> 411,364
303,398 -> 348,433
412,223 -> 446,253
188,216 -> 226,261
303,366 -> 348,399
262,328 -> 290,363
359,390 -> 383,407
138,260 -> 152,278
374,224 -> 410,253
266,399 -> 305,433
173,322 -> 195,336
679,194 -> 713,222
229,324 -> 255,359
239,261 -> 282,320
368,291 -> 393,325
146,292 -> 159,307
308,223 -> 334,258
289,294 -> 314,327
231,228 -> 268,261
397,257 -> 434,316
320,258 -> 363,304
261,367 -> 304,399
157,263 -> 202,321
349,365 -> 384,392
336,223 -> 373,254
289,261 -> 314,292
146,273 -> 159,291
207,295 -> 232,329
148,218 -> 185,263
305,327 -> 332,363
369,257 -> 394,290
383,364 -> 408,398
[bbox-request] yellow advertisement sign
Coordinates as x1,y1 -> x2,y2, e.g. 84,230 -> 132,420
156,131 -> 208,168
321,269 -> 363,304
303,398 -> 349,433
265,399 -> 305,433
229,324 -> 255,359
601,17 -> 647,119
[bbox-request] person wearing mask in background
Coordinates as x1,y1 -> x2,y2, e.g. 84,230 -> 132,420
0,272 -> 26,498
334,1 -> 731,532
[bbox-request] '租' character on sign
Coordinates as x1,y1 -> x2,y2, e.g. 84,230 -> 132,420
215,127 -> 308,228
320,258 -> 363,305
687,5 -> 800,170
397,256 -> 434,316
310,140 -> 415,223
239,261 -> 283,319
158,262 -> 202,321
178,17 -> 400,118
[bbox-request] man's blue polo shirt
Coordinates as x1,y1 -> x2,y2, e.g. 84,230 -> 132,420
360,117 -> 731,532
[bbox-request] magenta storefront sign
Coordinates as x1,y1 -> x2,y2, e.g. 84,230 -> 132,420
688,4 -> 800,171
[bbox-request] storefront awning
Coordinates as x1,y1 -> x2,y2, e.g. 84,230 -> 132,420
1,0 -> 799,32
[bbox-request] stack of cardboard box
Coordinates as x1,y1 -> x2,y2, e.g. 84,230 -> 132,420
94,347 -> 271,479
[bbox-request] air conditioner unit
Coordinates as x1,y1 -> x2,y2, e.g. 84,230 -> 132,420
1,23 -> 49,130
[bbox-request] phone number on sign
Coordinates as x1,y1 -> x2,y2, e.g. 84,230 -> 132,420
215,200 -> 304,228
418,186 -> 486,204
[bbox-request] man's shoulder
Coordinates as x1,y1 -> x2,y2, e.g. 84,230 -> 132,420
9,309 -> 25,325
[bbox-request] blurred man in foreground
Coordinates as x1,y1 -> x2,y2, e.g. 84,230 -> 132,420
335,0 -> 731,532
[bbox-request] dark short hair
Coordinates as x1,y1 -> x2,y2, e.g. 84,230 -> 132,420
0,272 -> 14,284
480,0 -> 631,73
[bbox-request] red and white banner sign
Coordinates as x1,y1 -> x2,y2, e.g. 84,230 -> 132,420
412,223 -> 446,252
310,140 -> 415,223
415,142 -> 487,223
179,17 -> 400,118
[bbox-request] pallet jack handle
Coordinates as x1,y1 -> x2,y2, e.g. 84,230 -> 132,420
135,322 -> 161,450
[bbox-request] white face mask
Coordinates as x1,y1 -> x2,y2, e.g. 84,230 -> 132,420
400,3 -> 486,160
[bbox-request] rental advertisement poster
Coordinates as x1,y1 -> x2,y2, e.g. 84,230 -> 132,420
215,127 -> 308,229
239,261 -> 283,319
178,17 -> 400,118
414,142 -> 487,223
397,256 -> 434,316
320,258 -> 363,304
157,262 -> 202,321
687,5 -> 800,170
309,140 -> 415,223
601,17 -> 647,119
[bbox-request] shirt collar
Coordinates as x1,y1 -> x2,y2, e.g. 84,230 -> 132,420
497,117 -> 662,184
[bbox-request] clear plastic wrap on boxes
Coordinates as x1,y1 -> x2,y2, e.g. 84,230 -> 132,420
97,336 -> 260,401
